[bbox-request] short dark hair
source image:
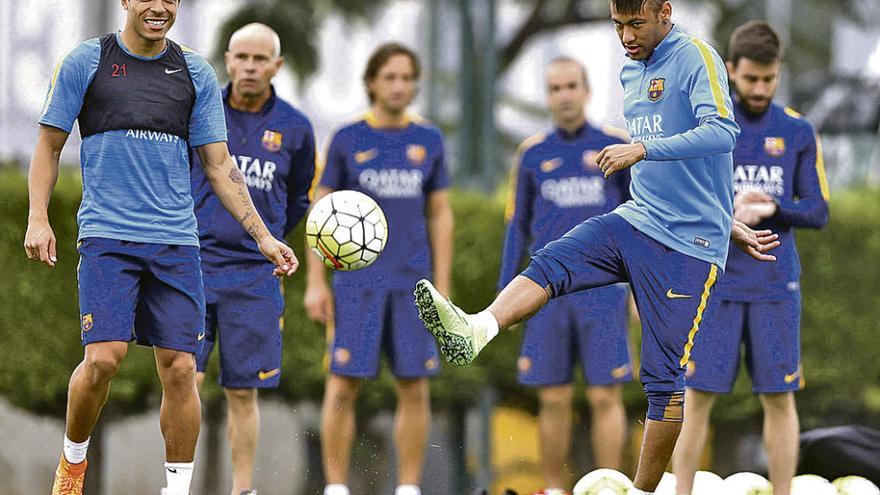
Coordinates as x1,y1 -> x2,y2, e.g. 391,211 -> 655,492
610,0 -> 665,15
548,56 -> 590,90
362,42 -> 421,103
728,20 -> 782,66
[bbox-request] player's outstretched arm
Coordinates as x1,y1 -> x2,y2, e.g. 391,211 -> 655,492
24,125 -> 69,267
303,186 -> 335,325
196,141 -> 298,277
731,220 -> 780,262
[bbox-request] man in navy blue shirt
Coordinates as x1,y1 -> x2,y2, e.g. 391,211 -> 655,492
673,21 -> 829,495
191,23 -> 316,495
501,57 -> 633,493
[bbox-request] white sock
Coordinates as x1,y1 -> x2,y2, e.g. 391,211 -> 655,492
629,489 -> 653,495
323,484 -> 350,495
164,462 -> 194,495
63,436 -> 89,464
475,310 -> 500,341
395,485 -> 421,495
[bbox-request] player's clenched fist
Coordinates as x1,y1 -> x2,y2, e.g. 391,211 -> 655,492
596,142 -> 647,178
24,217 -> 57,267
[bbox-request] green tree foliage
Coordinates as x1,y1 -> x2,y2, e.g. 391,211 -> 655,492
2,168 -> 879,428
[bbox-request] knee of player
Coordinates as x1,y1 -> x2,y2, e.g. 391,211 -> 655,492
758,391 -> 796,414
158,353 -> 197,386
83,351 -> 124,381
224,387 -> 257,404
539,385 -> 573,410
645,390 -> 685,423
586,385 -> 622,412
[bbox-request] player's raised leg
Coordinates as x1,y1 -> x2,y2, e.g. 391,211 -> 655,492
52,341 -> 129,494
672,389 -> 717,494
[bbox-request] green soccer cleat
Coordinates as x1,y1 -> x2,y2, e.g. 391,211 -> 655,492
413,279 -> 491,366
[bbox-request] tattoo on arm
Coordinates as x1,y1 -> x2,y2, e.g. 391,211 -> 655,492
228,166 -> 245,184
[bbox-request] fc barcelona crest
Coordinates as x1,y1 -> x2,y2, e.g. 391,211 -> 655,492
764,137 -> 786,157
648,78 -> 665,102
406,144 -> 427,165
261,130 -> 283,152
81,313 -> 94,332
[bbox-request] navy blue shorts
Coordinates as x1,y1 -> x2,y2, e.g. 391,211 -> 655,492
521,213 -> 718,395
686,296 -> 803,394
518,284 -> 632,387
196,262 -> 284,388
328,287 -> 440,379
77,237 -> 205,354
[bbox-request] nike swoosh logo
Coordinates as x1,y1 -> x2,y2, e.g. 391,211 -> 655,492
258,368 -> 280,380
354,148 -> 377,164
784,371 -> 799,384
166,468 -> 177,474
666,289 -> 692,299
197,331 -> 205,341
165,68 -> 182,74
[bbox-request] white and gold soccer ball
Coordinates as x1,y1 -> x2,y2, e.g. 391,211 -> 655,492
833,475 -> 880,495
721,472 -> 772,495
572,468 -> 632,495
692,470 -> 724,494
305,190 -> 388,271
791,474 -> 837,495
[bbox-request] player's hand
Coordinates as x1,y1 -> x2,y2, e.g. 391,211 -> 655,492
731,220 -> 780,262
734,190 -> 774,208
304,283 -> 334,325
596,142 -> 646,178
734,202 -> 777,226
24,217 -> 57,267
258,236 -> 299,277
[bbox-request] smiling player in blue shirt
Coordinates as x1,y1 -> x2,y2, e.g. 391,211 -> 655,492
189,23 -> 316,495
672,21 -> 829,495
501,57 -> 633,493
304,43 -> 454,495
24,2 -> 297,494
413,1 -> 782,493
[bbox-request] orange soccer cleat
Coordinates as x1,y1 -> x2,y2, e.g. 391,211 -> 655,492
51,455 -> 87,495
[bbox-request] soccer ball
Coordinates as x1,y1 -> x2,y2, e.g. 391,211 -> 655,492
305,190 -> 388,271
833,476 -> 880,495
654,472 -> 677,495
572,468 -> 632,495
692,471 -> 723,494
721,472 -> 772,495
791,474 -> 837,495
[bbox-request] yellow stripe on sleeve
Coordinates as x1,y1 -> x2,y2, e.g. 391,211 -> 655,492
41,45 -> 79,116
815,134 -> 831,201
679,264 -> 718,367
690,38 -> 730,120
504,133 -> 545,222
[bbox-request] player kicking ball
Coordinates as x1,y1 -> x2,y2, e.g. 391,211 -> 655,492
500,57 -> 634,493
26,1 -> 297,494
672,21 -> 830,495
414,1 -> 778,494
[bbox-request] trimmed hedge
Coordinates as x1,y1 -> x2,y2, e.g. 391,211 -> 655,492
1,168 -> 878,427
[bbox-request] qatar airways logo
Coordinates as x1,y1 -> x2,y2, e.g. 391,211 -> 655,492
234,155 -> 277,192
125,129 -> 180,143
358,169 -> 423,198
626,114 -> 665,142
540,176 -> 606,207
734,164 -> 784,196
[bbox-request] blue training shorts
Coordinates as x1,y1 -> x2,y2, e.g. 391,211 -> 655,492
518,284 -> 633,387
686,296 -> 803,394
77,237 -> 205,354
196,262 -> 284,388
521,213 -> 718,396
328,287 -> 440,379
